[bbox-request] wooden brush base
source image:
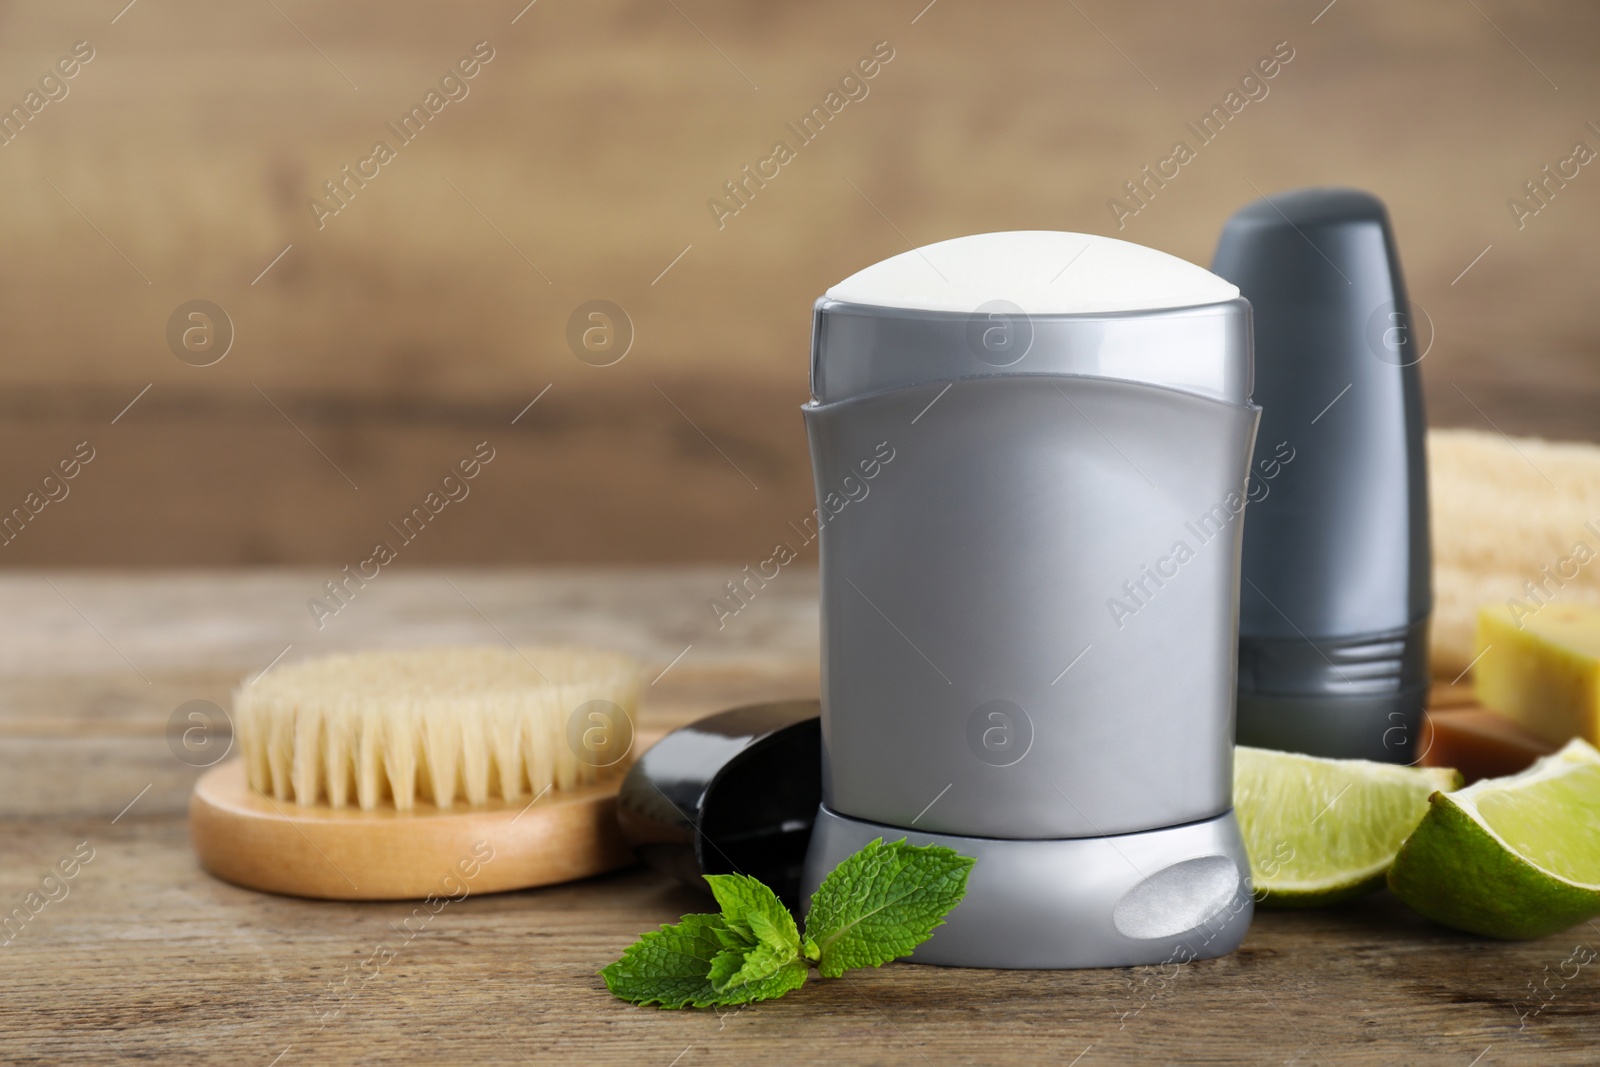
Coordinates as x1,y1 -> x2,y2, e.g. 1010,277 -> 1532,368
189,760 -> 635,900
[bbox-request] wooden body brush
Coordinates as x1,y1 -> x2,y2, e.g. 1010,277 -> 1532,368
190,646 -> 645,900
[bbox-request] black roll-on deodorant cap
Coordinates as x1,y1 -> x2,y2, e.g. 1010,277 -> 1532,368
1212,188 -> 1431,762
616,701 -> 821,907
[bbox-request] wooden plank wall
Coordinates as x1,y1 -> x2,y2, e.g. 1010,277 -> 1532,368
0,0 -> 1596,564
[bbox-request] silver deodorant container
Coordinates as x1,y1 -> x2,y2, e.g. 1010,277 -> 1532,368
800,231 -> 1261,968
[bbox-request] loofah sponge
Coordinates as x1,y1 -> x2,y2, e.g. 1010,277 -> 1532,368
234,646 -> 640,810
1430,429 -> 1600,679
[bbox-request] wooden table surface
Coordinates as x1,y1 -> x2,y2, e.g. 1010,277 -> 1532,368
3,569 -> 1596,1066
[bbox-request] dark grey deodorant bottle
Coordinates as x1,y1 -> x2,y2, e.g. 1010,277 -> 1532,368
1212,188 -> 1431,763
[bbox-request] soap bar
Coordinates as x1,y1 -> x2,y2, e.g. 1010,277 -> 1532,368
1420,708 -> 1557,784
1473,602 -> 1600,747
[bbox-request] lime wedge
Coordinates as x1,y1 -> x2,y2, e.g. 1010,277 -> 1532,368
1388,738 -> 1600,939
1235,746 -> 1462,908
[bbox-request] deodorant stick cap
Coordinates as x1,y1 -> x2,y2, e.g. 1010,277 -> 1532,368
615,702 -> 820,906
811,231 -> 1253,405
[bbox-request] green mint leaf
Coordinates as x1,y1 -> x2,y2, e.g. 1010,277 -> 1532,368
703,873 -> 800,957
598,914 -> 732,1009
803,837 -> 975,978
706,954 -> 810,1005
702,873 -> 803,993
600,876 -> 811,1009
707,937 -> 806,994
706,946 -> 751,990
709,924 -> 753,952
745,908 -> 796,956
705,913 -> 805,992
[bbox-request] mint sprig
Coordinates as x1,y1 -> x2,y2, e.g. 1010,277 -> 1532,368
600,838 -> 974,1009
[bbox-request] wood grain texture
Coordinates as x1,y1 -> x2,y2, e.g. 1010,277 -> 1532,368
1,1 -> 1599,566
3,570 -> 1599,1065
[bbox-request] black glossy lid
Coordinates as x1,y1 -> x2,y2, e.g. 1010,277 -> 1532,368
616,701 -> 821,907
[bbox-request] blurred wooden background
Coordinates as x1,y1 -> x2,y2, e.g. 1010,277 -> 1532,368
0,0 -> 1596,565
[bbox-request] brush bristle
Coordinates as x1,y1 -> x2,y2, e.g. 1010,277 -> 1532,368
233,646 -> 640,811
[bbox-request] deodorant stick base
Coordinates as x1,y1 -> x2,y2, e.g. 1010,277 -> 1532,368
802,806 -> 1254,969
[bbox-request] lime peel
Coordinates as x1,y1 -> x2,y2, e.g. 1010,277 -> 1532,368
1389,738 -> 1600,939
